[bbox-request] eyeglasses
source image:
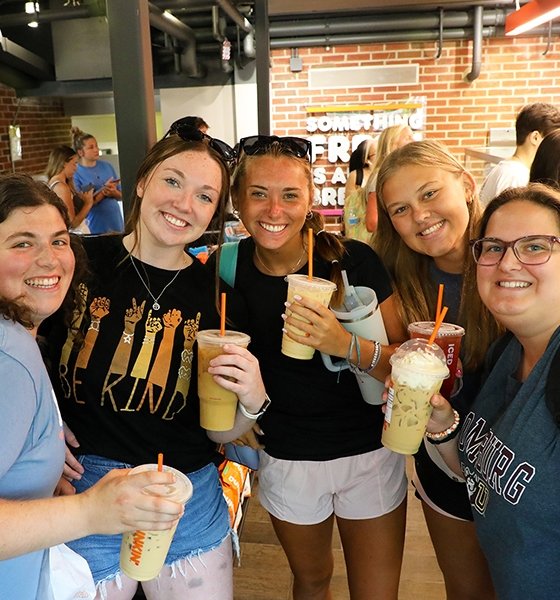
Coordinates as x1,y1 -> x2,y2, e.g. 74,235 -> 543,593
470,235 -> 560,266
165,119 -> 235,165
237,135 -> 312,161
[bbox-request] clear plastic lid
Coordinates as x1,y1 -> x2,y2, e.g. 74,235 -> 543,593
390,338 -> 449,378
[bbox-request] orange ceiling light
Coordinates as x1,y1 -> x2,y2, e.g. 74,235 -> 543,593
505,0 -> 560,35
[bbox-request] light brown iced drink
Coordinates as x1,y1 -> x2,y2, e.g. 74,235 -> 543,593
382,339 -> 449,455
120,464 -> 193,581
281,274 -> 337,360
197,329 -> 251,431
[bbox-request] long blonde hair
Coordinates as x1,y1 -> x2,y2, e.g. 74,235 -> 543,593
374,140 -> 501,370
230,142 -> 348,307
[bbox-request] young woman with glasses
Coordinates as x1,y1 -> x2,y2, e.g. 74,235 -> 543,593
427,183 -> 560,599
225,135 -> 409,600
45,127 -> 267,600
374,140 -> 499,599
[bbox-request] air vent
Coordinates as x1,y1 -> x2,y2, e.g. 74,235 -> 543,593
308,64 -> 418,89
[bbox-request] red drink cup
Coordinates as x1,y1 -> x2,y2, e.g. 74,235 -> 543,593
408,321 -> 465,399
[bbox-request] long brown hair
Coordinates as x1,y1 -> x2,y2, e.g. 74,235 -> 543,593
374,140 -> 501,370
230,142 -> 348,307
124,135 -> 231,312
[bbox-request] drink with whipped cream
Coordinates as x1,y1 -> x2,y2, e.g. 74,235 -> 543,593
382,339 -> 449,454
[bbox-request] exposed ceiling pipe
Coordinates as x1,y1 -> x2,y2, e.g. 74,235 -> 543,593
212,5 -> 233,73
0,6 -> 93,27
148,3 -> 204,78
216,0 -> 253,33
269,27 -> 499,49
465,5 -> 483,82
269,9 -> 505,37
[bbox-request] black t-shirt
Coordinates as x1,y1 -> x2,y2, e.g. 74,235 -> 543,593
233,237 -> 393,461
48,235 -> 246,473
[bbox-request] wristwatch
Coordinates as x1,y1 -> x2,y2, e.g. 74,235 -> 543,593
238,394 -> 271,419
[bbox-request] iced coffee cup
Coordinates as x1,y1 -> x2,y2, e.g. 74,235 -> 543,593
120,464 -> 193,581
281,274 -> 337,360
408,321 -> 465,398
381,339 -> 449,455
197,329 -> 251,431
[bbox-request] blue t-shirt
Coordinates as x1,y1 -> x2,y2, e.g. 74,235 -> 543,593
458,327 -> 560,598
74,161 -> 124,234
0,319 -> 65,600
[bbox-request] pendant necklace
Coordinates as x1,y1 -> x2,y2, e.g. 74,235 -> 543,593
129,255 -> 184,311
254,247 -> 306,276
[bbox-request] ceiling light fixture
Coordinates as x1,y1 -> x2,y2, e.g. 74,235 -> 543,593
505,0 -> 560,35
25,1 -> 40,28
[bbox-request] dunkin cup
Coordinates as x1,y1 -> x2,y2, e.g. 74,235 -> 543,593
281,274 -> 337,360
196,329 -> 251,431
120,464 -> 193,581
408,321 -> 465,398
382,339 -> 449,455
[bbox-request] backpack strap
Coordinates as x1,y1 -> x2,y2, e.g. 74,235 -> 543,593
356,167 -> 364,187
219,241 -> 239,287
545,345 -> 560,427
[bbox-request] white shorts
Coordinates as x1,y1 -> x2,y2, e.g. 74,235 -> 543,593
258,448 -> 407,525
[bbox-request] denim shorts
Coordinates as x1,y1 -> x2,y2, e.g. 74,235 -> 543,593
68,455 -> 230,583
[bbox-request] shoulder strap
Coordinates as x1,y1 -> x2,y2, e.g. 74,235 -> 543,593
545,345 -> 560,427
219,241 -> 239,287
356,167 -> 364,187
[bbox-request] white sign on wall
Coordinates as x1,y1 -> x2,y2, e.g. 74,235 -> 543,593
305,98 -> 426,207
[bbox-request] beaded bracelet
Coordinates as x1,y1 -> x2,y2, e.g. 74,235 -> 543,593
425,409 -> 461,445
348,337 -> 382,375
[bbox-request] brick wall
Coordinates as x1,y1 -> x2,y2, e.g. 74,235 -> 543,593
0,84 -> 72,175
270,35 -> 560,197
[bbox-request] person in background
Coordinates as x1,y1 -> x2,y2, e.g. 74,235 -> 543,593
228,135 -> 409,600
71,126 -> 124,234
479,102 -> 560,206
46,144 -> 93,232
0,173 -> 184,600
46,127 -> 265,600
427,183 -> 560,599
343,137 -> 377,243
529,128 -> 560,188
365,124 -> 415,234
181,115 -> 209,134
375,140 -> 499,599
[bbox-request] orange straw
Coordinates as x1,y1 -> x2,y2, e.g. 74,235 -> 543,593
220,292 -> 226,336
308,227 -> 313,280
428,306 -> 448,346
157,453 -> 164,472
435,283 -> 444,321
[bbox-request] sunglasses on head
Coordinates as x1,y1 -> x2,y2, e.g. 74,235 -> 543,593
237,135 -> 312,161
165,119 -> 236,165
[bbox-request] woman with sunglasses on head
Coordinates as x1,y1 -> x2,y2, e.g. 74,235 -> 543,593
45,127 -> 265,600
427,183 -> 560,600
225,135 -> 409,600
0,173 -> 185,600
374,140 -> 499,599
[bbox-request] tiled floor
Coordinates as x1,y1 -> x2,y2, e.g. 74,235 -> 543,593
233,459 -> 446,600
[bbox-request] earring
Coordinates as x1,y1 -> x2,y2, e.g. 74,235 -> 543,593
232,208 -> 240,218
306,210 -> 313,220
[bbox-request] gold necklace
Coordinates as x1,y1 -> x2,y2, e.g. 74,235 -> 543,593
254,247 -> 306,276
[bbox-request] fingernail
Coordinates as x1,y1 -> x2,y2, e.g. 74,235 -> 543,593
293,295 -> 302,301
282,328 -> 287,334
281,313 -> 287,321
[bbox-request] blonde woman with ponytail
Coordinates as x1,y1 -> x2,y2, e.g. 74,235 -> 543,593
375,139 -> 500,600
227,135 -> 408,600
